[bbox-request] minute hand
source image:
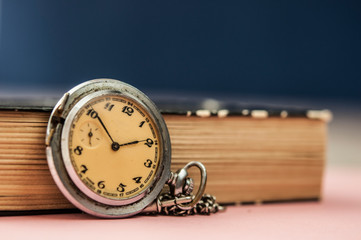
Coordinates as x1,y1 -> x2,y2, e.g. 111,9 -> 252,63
95,114 -> 121,151
96,115 -> 115,143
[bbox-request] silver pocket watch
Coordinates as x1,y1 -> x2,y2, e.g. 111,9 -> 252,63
45,79 -> 223,218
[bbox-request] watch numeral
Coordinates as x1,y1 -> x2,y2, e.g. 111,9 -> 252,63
144,138 -> 153,148
74,146 -> 83,155
133,177 -> 142,184
117,183 -> 127,192
122,106 -> 134,116
80,165 -> 88,174
104,103 -> 114,111
97,181 -> 105,189
144,159 -> 152,168
139,121 -> 145,128
87,109 -> 98,119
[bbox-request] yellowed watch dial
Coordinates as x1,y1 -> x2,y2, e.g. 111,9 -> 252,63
68,95 -> 161,200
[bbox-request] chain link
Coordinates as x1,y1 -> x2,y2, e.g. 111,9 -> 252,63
153,161 -> 225,216
158,193 -> 224,216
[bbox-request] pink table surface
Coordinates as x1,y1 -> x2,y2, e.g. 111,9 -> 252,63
1,167 -> 360,240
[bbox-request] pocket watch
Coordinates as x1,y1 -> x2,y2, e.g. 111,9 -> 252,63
45,79 -> 223,218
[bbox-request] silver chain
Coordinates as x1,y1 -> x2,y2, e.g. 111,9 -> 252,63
153,161 -> 224,216
158,192 -> 224,216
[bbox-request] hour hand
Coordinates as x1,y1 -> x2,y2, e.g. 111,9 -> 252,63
118,139 -> 147,147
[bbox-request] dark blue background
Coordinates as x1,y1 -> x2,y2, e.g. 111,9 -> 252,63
0,0 -> 360,99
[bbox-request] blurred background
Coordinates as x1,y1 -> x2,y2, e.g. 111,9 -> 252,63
0,0 -> 360,166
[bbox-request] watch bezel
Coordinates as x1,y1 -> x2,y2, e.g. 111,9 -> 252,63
46,79 -> 171,218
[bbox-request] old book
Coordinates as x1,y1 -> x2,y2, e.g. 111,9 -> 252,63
0,98 -> 331,212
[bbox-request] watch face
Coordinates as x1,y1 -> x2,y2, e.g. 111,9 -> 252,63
64,93 -> 161,203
